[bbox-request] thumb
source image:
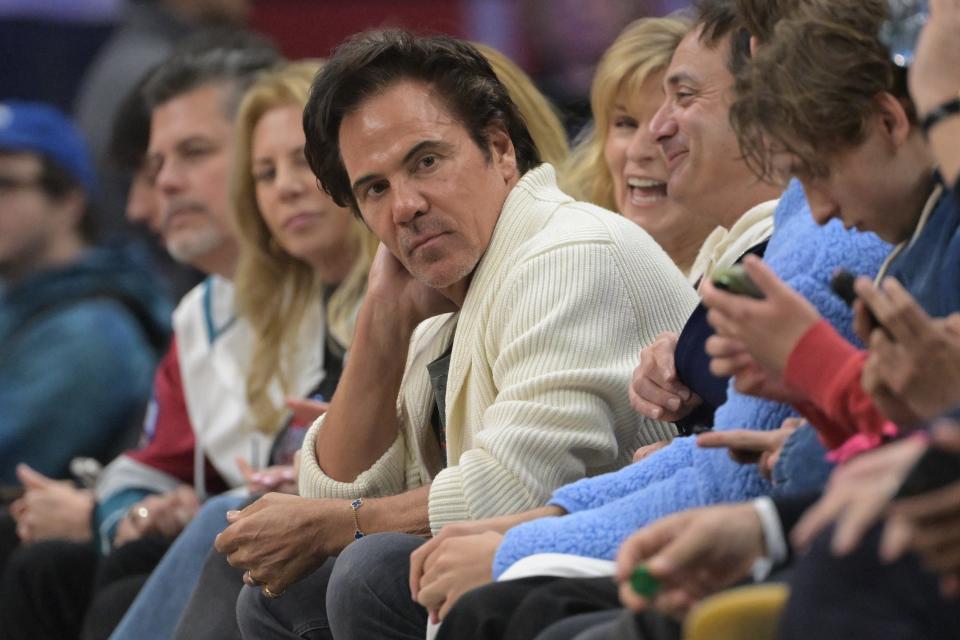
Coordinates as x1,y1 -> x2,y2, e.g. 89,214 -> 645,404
16,464 -> 53,490
741,255 -> 784,297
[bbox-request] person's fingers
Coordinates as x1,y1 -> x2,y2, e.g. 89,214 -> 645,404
831,494 -> 889,555
214,523 -> 240,554
758,450 -> 774,480
700,279 -> 739,315
629,390 -> 667,420
792,493 -> 846,550
943,313 -> 960,335
873,278 -> 930,345
709,352 -> 756,378
16,520 -> 32,543
879,516 -> 915,562
635,379 -> 685,415
645,525 -> 711,579
415,573 -> 448,612
890,479 -> 960,521
409,536 -> 441,600
696,430 -> 778,452
705,308 -> 741,339
16,464 -> 54,490
236,457 -> 254,480
704,334 -> 749,358
285,397 -> 330,425
741,255 -> 785,297
618,580 -> 651,612
902,510 -> 960,549
852,299 -> 874,345
918,539 -> 960,575
615,521 -> 680,582
764,445 -> 783,480
633,441 -> 670,463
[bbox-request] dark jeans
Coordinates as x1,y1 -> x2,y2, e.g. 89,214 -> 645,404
235,532 -> 427,640
0,536 -> 168,640
780,522 -> 960,640
173,540 -> 246,640
437,575 -> 624,640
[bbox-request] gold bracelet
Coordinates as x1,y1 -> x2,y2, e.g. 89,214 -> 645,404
350,498 -> 365,540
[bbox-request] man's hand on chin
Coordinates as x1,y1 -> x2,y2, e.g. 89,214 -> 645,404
215,494 -> 353,597
366,243 -> 459,326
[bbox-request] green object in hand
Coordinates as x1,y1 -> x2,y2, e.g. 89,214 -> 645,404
630,565 -> 661,598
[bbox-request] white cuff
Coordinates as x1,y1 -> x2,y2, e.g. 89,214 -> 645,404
750,496 -> 788,581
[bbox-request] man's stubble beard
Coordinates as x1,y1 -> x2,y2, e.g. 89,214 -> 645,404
165,224 -> 229,266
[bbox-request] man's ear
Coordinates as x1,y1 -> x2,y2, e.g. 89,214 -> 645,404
52,189 -> 87,234
486,125 -> 518,182
875,92 -> 914,148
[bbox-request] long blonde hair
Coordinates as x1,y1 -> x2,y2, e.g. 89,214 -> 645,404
232,60 -> 376,432
474,43 -> 570,168
560,16 -> 690,210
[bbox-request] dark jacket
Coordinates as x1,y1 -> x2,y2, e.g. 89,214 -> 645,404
0,245 -> 171,483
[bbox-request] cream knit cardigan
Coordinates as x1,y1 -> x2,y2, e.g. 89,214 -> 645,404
299,165 -> 699,533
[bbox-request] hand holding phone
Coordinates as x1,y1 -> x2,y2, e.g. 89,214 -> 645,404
830,269 -> 885,339
894,443 -> 960,498
711,264 -> 765,299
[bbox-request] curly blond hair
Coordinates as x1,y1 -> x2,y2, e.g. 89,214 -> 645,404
559,16 -> 690,211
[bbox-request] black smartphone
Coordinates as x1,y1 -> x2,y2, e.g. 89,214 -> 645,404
711,264 -> 765,299
894,444 -> 960,499
830,269 -> 884,336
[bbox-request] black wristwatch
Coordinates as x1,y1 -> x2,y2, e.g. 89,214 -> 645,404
921,92 -> 960,135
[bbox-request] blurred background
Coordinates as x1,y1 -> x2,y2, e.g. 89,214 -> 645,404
0,0 -> 689,298
0,0 -> 690,137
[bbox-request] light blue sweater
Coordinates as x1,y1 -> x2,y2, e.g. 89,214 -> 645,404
493,181 -> 892,577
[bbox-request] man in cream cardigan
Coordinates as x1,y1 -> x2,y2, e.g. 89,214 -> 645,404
217,30 -> 698,638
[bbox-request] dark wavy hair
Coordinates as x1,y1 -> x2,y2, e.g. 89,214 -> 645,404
302,29 -> 541,214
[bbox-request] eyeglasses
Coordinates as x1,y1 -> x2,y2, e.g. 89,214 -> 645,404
0,175 -> 43,196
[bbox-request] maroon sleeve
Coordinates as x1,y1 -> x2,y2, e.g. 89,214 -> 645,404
127,338 -> 227,492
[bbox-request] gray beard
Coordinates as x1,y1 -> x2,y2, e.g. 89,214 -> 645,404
165,226 -> 227,266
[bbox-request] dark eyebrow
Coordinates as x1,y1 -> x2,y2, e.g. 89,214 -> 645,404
350,139 -> 454,199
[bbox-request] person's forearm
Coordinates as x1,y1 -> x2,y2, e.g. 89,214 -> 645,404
362,485 -> 433,537
315,299 -> 418,482
361,488 -> 563,540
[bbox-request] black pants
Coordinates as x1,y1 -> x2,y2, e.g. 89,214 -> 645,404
437,575 -> 625,640
0,536 -> 168,640
0,509 -> 20,575
0,540 -> 98,640
780,523 -> 960,640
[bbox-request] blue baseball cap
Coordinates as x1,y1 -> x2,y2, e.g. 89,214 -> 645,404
0,100 -> 97,195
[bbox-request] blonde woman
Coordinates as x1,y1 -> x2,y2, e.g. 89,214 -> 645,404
110,60 -> 375,640
233,60 -> 376,461
561,17 -> 717,277
475,43 -> 570,168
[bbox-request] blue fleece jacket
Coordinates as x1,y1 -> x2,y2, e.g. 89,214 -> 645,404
492,181 -> 891,577
0,245 -> 171,483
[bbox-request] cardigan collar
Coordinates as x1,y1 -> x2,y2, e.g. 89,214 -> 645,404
442,164 -> 568,452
